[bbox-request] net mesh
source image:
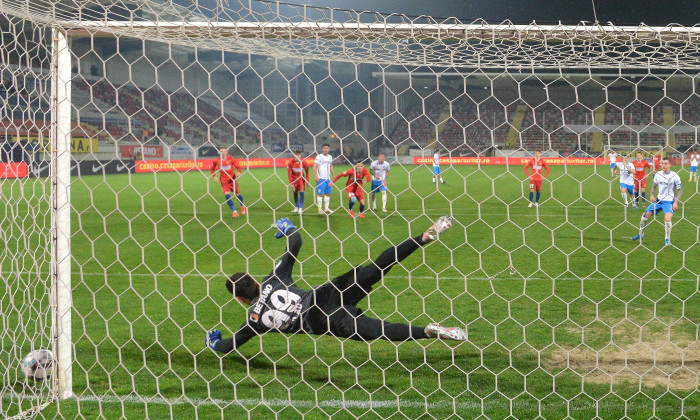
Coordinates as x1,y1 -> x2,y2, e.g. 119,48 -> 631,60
1,1 -> 700,418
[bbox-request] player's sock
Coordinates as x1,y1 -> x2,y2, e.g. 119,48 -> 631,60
640,216 -> 648,234
621,192 -> 629,204
665,221 -> 672,241
324,195 -> 330,210
382,191 -> 387,209
359,204 -> 365,213
236,194 -> 244,205
224,194 -> 236,211
535,192 -> 541,203
634,190 -> 639,204
293,192 -> 299,208
528,192 -> 534,202
299,191 -> 305,208
348,199 -> 355,210
641,192 -> 646,204
317,196 -> 323,210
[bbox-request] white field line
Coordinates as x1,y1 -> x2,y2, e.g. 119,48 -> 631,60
1,271 -> 698,282
4,392 -> 700,412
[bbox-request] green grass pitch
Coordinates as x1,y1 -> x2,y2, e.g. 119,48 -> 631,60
2,163 -> 700,419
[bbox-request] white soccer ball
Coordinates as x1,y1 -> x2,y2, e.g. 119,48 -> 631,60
21,349 -> 53,381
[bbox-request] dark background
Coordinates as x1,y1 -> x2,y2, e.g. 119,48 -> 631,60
240,0 -> 700,26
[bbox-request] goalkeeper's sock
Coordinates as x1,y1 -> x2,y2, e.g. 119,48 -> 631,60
359,204 -> 365,213
236,194 -> 244,205
382,191 -> 387,209
641,192 -> 646,204
324,195 -> 330,210
348,199 -> 355,210
224,194 -> 236,211
293,192 -> 299,208
299,191 -> 305,208
528,192 -> 534,202
535,192 -> 541,203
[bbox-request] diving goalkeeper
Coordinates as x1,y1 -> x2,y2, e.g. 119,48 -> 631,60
206,216 -> 466,353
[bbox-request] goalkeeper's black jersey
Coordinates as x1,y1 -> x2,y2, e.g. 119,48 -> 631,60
231,229 -> 315,348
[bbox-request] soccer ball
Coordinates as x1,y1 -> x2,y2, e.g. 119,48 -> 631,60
21,349 -> 53,381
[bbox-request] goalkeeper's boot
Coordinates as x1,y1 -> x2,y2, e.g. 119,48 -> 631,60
232,211 -> 239,218
206,329 -> 222,351
241,206 -> 246,215
422,216 -> 455,242
425,323 -> 466,341
630,234 -> 644,241
348,210 -> 355,219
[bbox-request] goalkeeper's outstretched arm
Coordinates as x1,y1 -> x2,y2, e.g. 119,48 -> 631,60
208,324 -> 256,353
271,218 -> 301,284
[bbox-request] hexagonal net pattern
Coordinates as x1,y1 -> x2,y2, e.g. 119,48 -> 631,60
3,2 -> 700,419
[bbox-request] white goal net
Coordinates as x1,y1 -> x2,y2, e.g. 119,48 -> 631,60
1,0 -> 700,418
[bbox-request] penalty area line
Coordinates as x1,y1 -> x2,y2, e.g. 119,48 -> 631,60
2,271 -> 698,282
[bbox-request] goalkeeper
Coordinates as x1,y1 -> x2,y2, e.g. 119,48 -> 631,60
206,216 -> 465,353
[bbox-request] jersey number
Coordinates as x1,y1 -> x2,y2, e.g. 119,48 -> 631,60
261,290 -> 302,330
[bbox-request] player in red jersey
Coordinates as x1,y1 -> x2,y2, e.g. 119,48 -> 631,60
332,162 -> 371,219
211,146 -> 245,218
653,150 -> 662,172
632,151 -> 653,207
524,151 -> 550,208
287,150 -> 310,213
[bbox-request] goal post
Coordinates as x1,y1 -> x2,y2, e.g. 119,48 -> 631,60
50,28 -> 73,401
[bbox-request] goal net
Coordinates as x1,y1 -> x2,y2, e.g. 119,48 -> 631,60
2,0 -> 700,418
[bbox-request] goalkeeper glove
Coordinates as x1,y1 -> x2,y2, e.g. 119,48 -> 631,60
274,217 -> 296,238
206,329 -> 222,351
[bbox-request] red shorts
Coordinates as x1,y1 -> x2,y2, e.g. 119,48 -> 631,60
634,178 -> 647,190
346,185 -> 365,201
221,180 -> 239,194
529,178 -> 543,192
290,178 -> 306,192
